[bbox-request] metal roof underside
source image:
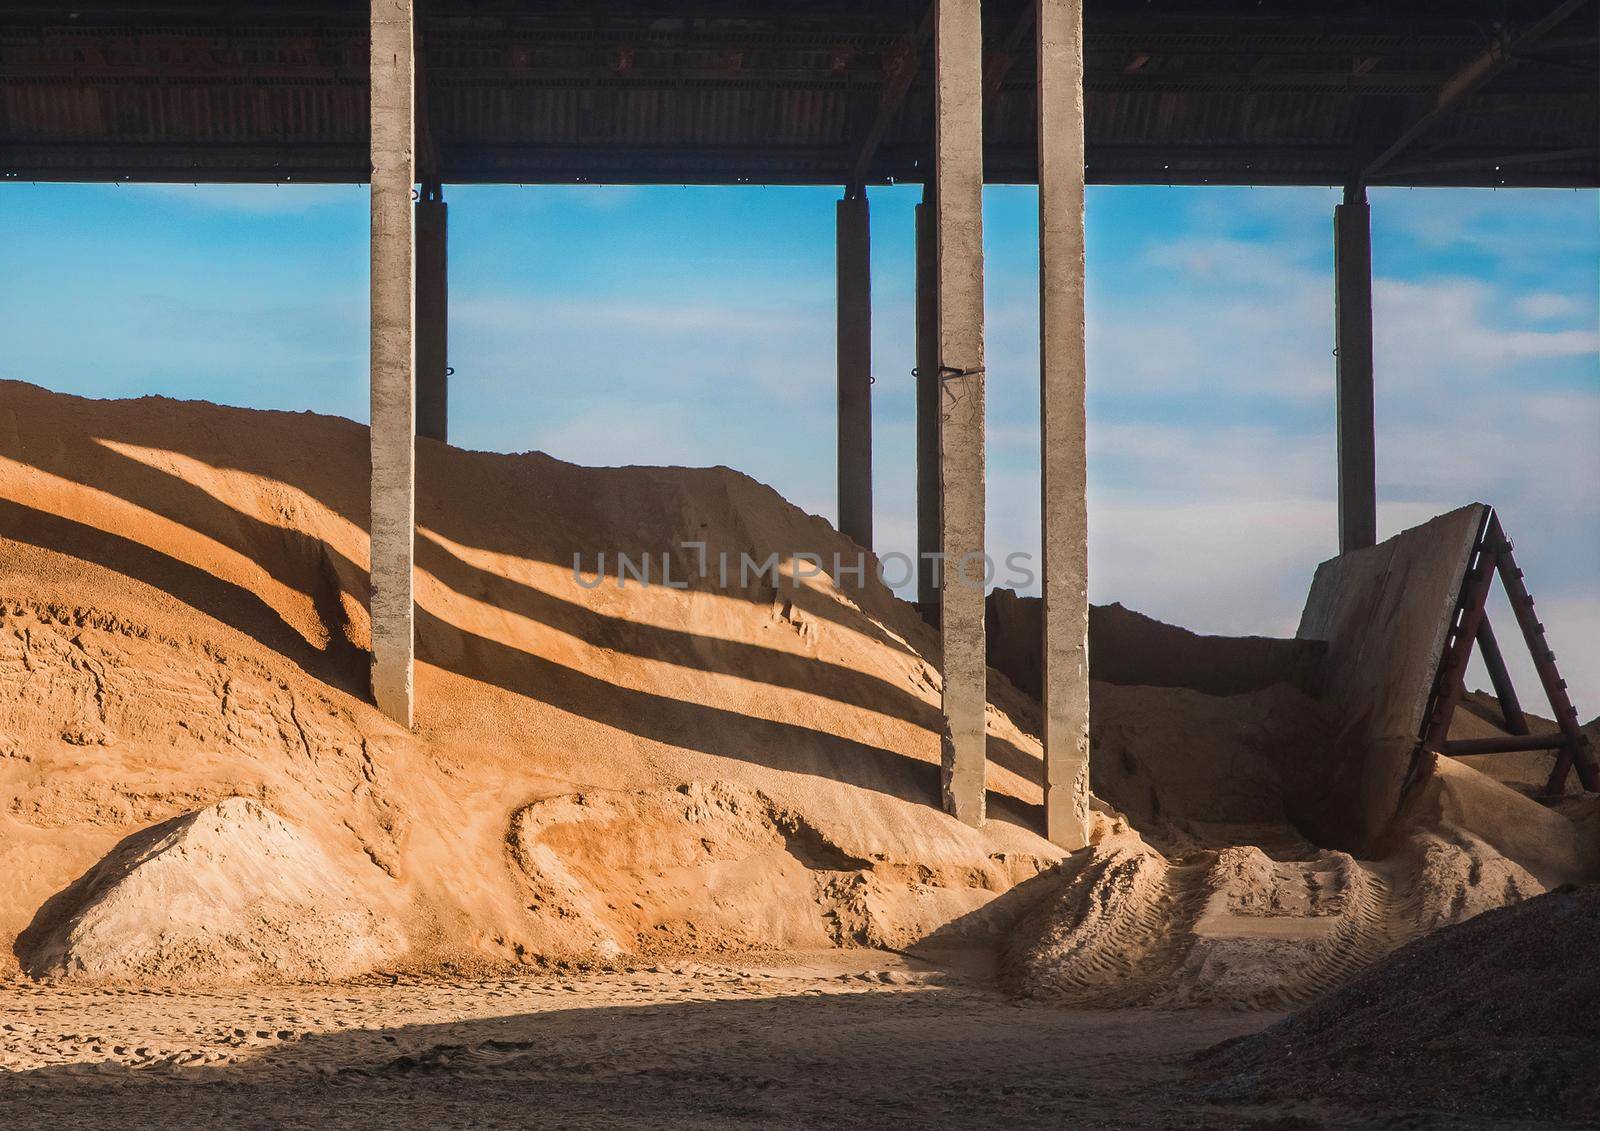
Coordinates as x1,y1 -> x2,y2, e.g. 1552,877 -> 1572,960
1,0 -> 1595,187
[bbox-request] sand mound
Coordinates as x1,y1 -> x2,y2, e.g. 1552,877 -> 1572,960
1007,743 -> 1595,1009
1198,884 -> 1600,1121
15,797 -> 403,983
510,782 -> 859,956
1398,755 -> 1596,891
1005,635 -> 1595,1010
1006,834 -> 1392,1010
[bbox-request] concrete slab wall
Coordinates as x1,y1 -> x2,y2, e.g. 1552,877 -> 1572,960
1294,503 -> 1488,850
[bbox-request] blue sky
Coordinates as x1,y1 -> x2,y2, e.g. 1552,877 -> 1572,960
1,181 -> 1597,702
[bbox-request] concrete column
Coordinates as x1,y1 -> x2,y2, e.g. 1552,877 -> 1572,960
369,0 -> 416,727
416,182 -> 448,444
1334,185 -> 1376,553
1037,0 -> 1091,850
836,193 -> 873,550
934,0 -> 987,827
914,191 -> 940,608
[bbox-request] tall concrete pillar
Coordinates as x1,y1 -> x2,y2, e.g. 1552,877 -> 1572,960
836,193 -> 873,550
1037,0 -> 1091,850
416,182 -> 448,445
934,0 -> 987,827
369,0 -> 416,727
914,191 -> 940,608
1334,185 -> 1376,553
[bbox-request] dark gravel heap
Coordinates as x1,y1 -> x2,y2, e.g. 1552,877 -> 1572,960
1196,883 -> 1600,1122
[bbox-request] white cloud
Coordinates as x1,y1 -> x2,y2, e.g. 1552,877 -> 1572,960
1085,497 -> 1336,638
1087,420 -> 1327,501
131,183 -> 360,214
447,287 -> 837,503
1082,238 -> 1333,403
1375,278 -> 1600,391
1375,189 -> 1598,280
1143,235 -> 1313,291
1514,292 -> 1584,321
455,294 -> 824,339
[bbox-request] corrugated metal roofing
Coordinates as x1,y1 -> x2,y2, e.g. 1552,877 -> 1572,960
0,0 -> 1594,186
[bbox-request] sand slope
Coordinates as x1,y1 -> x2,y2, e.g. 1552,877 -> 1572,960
0,380 -> 1592,997
0,381 -> 1061,980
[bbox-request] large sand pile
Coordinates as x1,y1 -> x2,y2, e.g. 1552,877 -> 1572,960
0,380 -> 1061,982
0,380 -> 1593,997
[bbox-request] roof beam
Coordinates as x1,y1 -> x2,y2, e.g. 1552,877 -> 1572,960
415,14 -> 442,184
846,3 -> 932,193
983,0 -> 1036,106
1361,0 -> 1592,184
1388,144 -> 1600,178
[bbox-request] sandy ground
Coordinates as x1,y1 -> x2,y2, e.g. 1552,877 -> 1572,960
0,949 -> 1511,1131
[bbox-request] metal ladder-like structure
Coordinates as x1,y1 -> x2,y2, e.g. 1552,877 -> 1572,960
1419,507 -> 1599,798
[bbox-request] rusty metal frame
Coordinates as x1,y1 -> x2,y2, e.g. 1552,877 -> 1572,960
1418,508 -> 1599,798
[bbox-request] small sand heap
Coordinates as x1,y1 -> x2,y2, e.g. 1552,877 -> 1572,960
15,797 -> 403,983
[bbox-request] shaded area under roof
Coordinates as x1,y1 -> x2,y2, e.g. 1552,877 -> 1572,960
1,0 -> 1596,187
